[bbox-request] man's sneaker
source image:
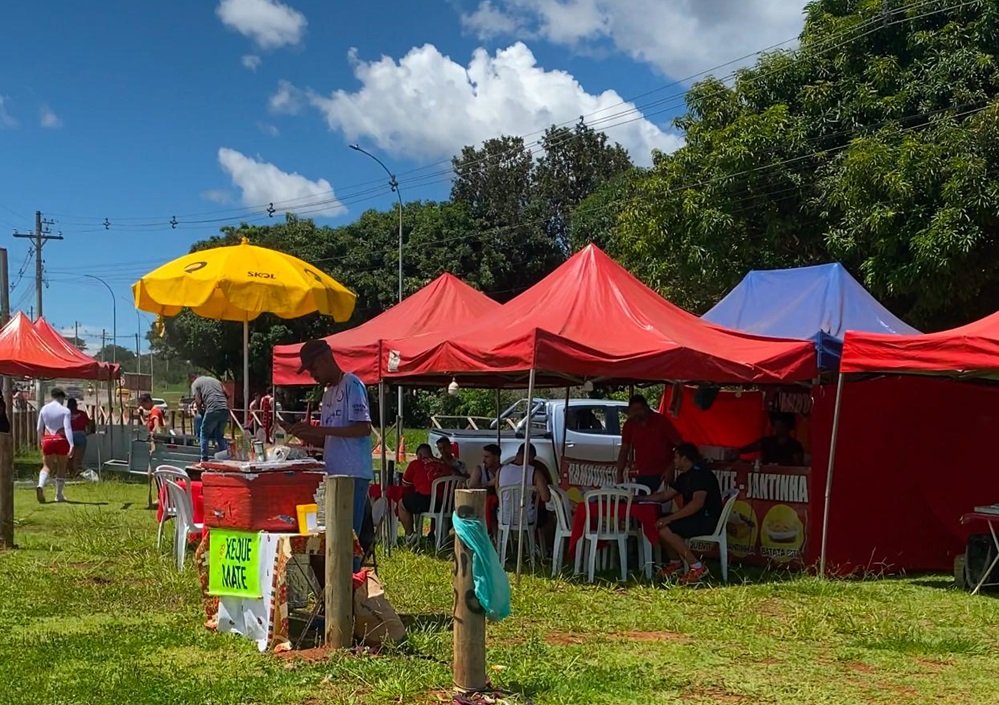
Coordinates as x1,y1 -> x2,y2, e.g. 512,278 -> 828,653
657,561 -> 685,580
679,564 -> 709,585
35,487 -> 45,504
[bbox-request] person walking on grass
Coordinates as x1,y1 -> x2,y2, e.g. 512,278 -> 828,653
67,398 -> 91,477
190,372 -> 229,461
36,387 -> 74,504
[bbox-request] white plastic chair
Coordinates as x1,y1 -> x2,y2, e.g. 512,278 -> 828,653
688,489 -> 740,583
614,482 -> 652,496
497,485 -> 539,568
548,487 -> 573,576
577,488 -> 633,582
415,475 -> 465,553
153,465 -> 190,549
162,478 -> 204,570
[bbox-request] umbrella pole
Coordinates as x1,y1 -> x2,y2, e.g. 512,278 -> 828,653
515,369 -> 537,581
243,319 -> 250,433
819,373 -> 846,577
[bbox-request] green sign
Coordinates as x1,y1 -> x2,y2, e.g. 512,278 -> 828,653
208,530 -> 263,598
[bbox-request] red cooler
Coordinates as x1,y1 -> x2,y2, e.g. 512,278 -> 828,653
202,470 -> 324,532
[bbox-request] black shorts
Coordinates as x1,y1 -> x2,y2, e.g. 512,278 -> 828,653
668,514 -> 718,540
402,492 -> 432,515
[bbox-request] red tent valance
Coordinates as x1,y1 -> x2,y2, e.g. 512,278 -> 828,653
0,313 -> 115,380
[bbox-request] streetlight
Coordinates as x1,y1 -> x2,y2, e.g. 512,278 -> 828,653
83,274 -> 117,366
350,143 -> 405,445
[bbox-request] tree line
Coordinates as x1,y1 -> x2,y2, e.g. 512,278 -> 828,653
154,0 -> 999,422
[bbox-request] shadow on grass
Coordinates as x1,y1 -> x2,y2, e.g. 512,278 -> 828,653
60,499 -> 111,507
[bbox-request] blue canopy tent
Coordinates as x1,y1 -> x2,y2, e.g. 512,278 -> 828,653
703,263 -> 919,370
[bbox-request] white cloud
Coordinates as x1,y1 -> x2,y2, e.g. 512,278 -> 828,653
241,54 -> 262,71
201,189 -> 234,205
303,42 -> 682,166
460,0 -> 807,78
257,122 -> 280,136
268,79 -> 303,114
217,147 -> 346,217
39,105 -> 62,129
460,0 -> 527,38
0,96 -> 18,128
216,0 -> 307,49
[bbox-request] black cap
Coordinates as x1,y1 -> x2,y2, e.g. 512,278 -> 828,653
138,393 -> 153,403
298,339 -> 332,374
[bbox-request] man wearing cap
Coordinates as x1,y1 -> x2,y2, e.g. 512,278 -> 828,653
290,339 -> 372,569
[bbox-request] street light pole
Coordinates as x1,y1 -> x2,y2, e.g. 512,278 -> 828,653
350,144 -> 405,457
84,274 -> 117,366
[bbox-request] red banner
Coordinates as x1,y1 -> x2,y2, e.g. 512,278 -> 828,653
559,456 -> 620,504
706,462 -> 810,565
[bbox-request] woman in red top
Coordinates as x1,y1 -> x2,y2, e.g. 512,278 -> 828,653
398,443 -> 448,542
67,398 -> 91,475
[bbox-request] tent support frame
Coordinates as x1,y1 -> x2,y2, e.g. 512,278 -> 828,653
819,373 -> 846,576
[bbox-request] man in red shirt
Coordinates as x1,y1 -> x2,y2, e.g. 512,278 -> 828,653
398,443 -> 449,543
616,394 -> 682,492
139,394 -> 166,436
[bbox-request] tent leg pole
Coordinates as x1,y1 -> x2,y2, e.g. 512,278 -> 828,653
819,374 -> 846,577
558,386 -> 570,472
379,381 -> 390,556
515,369 -> 537,582
495,388 -> 501,448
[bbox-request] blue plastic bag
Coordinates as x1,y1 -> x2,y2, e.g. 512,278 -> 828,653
452,513 -> 511,621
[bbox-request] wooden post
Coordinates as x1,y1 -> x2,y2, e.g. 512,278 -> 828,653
453,488 -> 487,693
325,475 -> 354,649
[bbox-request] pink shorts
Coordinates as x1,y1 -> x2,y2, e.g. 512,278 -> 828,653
42,434 -> 70,457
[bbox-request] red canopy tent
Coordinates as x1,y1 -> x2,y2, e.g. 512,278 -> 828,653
33,317 -> 119,380
811,313 -> 999,574
272,273 -> 501,385
381,245 -> 817,387
0,313 -> 110,380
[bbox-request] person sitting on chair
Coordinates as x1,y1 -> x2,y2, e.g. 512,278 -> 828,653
435,436 -> 467,477
646,443 -> 723,585
398,443 -> 449,544
739,412 -> 805,466
497,443 -> 551,527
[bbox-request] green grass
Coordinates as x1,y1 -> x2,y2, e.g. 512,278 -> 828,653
3,483 -> 999,704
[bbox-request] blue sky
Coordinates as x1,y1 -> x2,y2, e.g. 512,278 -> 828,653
0,0 -> 806,353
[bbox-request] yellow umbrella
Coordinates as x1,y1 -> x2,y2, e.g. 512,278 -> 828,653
133,238 -> 356,417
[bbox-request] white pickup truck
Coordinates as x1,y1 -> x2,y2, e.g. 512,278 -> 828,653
428,398 -> 628,476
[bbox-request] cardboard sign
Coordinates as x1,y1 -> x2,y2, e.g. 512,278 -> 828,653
209,529 -> 263,598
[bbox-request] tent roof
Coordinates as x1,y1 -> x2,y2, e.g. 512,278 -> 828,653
0,313 -> 110,380
703,263 -> 919,370
33,317 -> 119,380
841,310 -> 999,377
272,273 -> 501,385
381,245 -> 817,387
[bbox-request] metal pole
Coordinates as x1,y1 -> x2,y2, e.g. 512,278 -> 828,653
514,369 -> 537,579
0,248 -> 13,549
379,381 -> 390,555
453,488 -> 488,692
349,144 -> 405,435
84,275 -> 116,366
243,319 -> 250,428
819,373 -> 847,576
495,388 -> 501,448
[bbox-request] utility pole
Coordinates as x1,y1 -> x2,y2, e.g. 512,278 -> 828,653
13,211 -> 61,321
74,321 -> 79,349
135,333 -> 140,374
0,248 -> 13,549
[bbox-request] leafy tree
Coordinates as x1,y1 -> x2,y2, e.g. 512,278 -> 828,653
63,335 -> 86,352
531,119 -> 633,253
617,0 -> 999,328
94,344 -> 135,365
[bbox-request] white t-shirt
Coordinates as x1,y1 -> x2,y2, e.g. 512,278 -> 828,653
37,400 -> 74,449
320,372 -> 373,480
497,462 -> 537,525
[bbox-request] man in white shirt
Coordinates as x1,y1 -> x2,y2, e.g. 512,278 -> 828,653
36,387 -> 74,503
290,339 -> 373,571
497,443 -> 550,526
